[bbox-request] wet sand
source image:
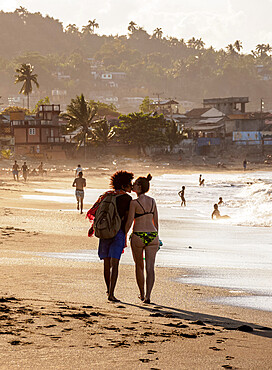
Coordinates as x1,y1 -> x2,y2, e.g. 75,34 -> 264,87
0,161 -> 271,369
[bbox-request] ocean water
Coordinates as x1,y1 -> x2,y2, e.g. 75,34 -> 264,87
24,171 -> 272,311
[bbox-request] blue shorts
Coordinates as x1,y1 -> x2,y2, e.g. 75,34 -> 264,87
98,229 -> 125,260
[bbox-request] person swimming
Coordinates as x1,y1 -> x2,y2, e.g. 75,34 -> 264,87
218,197 -> 224,205
211,203 -> 230,219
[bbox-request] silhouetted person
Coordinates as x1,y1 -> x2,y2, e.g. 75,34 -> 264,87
218,197 -> 224,206
72,171 -> 86,214
212,204 -> 230,219
12,161 -> 19,181
199,174 -> 205,186
21,162 -> 28,182
178,186 -> 186,206
243,159 -> 247,171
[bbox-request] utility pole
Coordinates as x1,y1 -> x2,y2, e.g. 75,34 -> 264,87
153,92 -> 163,114
260,98 -> 264,156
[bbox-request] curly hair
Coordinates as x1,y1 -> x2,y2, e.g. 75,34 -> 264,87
135,174 -> 152,194
110,170 -> 134,190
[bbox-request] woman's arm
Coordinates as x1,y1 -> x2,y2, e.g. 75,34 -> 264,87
153,201 -> 159,231
125,200 -> 136,234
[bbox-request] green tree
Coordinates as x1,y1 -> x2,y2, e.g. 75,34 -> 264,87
164,120 -> 182,152
128,21 -> 137,33
61,94 -> 98,158
153,27 -> 163,40
139,96 -> 153,112
82,19 -> 99,35
91,118 -> 115,148
89,100 -> 119,117
14,63 -> 39,110
32,96 -> 50,113
117,112 -> 166,154
233,40 -> 243,53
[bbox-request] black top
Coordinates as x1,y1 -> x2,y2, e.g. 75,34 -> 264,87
134,199 -> 154,218
116,193 -> 132,232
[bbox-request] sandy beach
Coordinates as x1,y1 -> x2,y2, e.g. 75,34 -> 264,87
0,159 -> 271,369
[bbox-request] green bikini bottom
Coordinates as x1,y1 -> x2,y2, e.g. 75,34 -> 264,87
132,232 -> 158,247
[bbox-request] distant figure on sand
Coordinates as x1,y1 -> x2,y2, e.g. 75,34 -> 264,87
75,164 -> 83,177
199,174 -> 205,186
125,174 -> 159,304
21,162 -> 28,182
94,170 -> 133,302
211,204 -> 230,219
178,186 -> 186,206
218,197 -> 224,206
12,160 -> 19,181
38,162 -> 45,176
72,172 -> 86,214
243,159 -> 247,171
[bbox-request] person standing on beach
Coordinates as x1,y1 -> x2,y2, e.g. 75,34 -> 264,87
12,160 -> 19,181
72,172 -> 86,214
38,162 -> 44,176
75,164 -> 83,177
88,170 -> 133,302
125,174 -> 159,304
178,186 -> 186,206
243,159 -> 247,171
199,174 -> 205,186
21,162 -> 28,182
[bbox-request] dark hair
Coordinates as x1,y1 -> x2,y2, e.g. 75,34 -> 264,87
136,174 -> 152,194
78,164 -> 81,167
110,170 -> 134,190
214,203 -> 218,208
78,171 -> 83,177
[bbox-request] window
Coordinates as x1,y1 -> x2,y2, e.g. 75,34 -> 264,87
29,128 -> 36,135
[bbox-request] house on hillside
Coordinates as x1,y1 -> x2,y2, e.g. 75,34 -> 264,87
151,99 -> 179,117
10,105 -> 66,159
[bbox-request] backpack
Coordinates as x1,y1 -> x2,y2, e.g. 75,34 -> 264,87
93,194 -> 121,239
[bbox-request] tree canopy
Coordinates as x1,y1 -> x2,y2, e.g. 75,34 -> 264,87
0,9 -> 272,111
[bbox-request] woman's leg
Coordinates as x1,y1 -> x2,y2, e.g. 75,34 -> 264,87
145,241 -> 159,302
103,257 -> 111,293
131,235 -> 145,300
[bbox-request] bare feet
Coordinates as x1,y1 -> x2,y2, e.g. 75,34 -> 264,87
108,296 -> 120,302
143,298 -> 150,304
138,294 -> 144,301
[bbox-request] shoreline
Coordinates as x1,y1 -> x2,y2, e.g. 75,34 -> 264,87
0,162 -> 271,368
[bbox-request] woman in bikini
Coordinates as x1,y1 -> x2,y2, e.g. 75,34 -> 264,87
125,174 -> 159,304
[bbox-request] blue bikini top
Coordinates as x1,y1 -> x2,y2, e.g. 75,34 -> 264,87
134,199 -> 154,218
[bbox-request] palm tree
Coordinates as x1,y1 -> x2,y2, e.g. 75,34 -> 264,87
61,94 -> 98,160
82,19 -> 99,35
187,37 -> 196,48
65,24 -> 80,35
14,63 -> 39,110
195,38 -> 205,50
256,44 -> 267,57
91,118 -> 115,148
226,43 -> 236,55
128,21 -> 137,33
233,40 -> 243,53
153,27 -> 163,39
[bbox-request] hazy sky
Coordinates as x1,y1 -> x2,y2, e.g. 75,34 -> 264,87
1,0 -> 272,53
